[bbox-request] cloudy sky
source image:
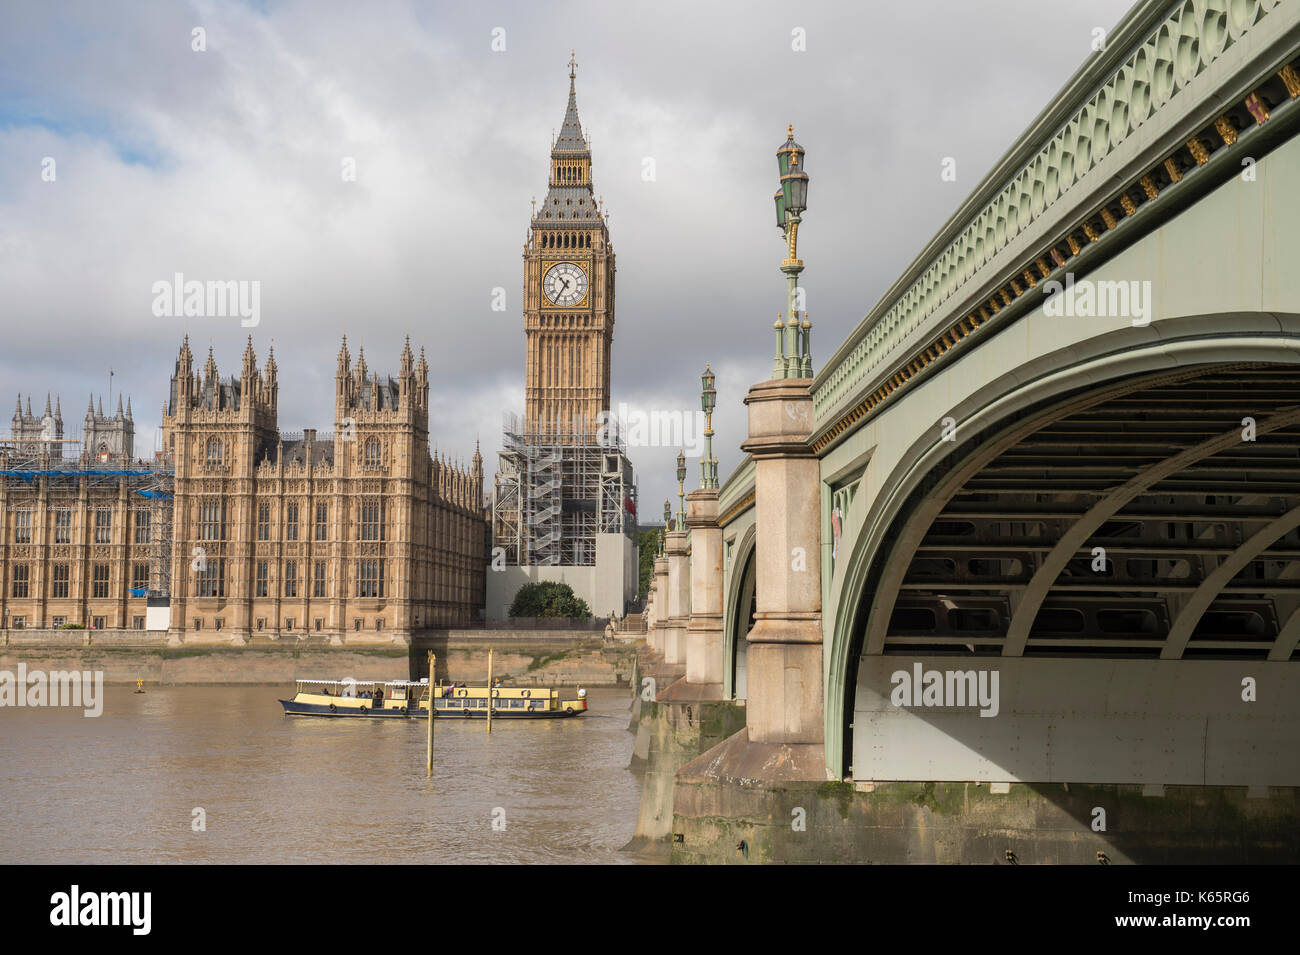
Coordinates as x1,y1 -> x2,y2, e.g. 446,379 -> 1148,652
0,0 -> 1135,514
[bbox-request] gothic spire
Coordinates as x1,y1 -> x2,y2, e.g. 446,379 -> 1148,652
553,51 -> 589,157
203,345 -> 218,385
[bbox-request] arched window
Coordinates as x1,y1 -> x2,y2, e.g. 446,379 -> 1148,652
206,437 -> 222,465
364,437 -> 381,467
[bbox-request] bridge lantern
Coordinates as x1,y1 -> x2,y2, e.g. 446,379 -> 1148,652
777,124 -> 808,218
774,187 -> 786,229
700,365 -> 716,415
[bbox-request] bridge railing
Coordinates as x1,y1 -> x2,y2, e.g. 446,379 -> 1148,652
811,0 -> 1300,437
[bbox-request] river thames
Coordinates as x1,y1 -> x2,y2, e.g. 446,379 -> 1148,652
0,685 -> 648,864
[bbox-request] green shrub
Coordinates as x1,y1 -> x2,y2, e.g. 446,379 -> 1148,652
508,582 -> 591,619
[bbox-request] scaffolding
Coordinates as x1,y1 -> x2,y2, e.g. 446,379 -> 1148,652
493,414 -> 637,567
0,441 -> 175,598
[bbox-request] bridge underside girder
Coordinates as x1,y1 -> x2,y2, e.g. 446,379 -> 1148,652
880,364 -> 1300,661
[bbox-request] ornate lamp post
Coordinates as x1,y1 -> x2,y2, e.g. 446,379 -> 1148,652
675,450 -> 687,529
700,364 -> 718,489
663,499 -> 671,542
774,125 -> 812,379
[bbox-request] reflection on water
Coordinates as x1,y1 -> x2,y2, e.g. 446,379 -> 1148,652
0,685 -> 646,864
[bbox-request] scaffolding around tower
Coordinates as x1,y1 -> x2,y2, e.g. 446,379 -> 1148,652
493,414 -> 636,569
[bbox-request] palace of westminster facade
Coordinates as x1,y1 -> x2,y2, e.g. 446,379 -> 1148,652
0,336 -> 488,641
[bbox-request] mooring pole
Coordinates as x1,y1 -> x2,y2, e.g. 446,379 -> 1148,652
426,650 -> 436,777
487,648 -> 494,735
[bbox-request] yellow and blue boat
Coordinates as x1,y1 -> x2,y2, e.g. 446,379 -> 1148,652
278,679 -> 588,719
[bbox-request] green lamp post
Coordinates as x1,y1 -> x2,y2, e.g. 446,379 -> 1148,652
774,125 -> 812,379
675,450 -> 687,530
700,364 -> 717,489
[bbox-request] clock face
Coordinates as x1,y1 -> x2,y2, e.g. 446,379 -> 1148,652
543,262 -> 588,307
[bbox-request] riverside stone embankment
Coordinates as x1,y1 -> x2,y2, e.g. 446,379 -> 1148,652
0,628 -> 639,687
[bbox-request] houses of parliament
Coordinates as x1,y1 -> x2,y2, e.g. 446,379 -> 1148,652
0,336 -> 488,642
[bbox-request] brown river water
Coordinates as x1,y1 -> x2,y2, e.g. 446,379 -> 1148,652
0,685 -> 648,864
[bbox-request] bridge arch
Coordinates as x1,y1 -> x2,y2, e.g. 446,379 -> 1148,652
825,313 -> 1300,777
722,523 -> 756,701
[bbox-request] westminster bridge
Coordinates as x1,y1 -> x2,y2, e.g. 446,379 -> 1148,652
637,0 -> 1300,863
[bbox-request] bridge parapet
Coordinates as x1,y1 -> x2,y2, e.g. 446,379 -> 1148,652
812,0 -> 1300,443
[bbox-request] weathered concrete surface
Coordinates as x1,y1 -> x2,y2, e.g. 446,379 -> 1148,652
0,645 -> 411,685
628,647 -> 685,762
685,488 -> 724,686
740,377 -> 824,753
414,636 -> 635,688
672,730 -> 1300,863
663,530 -> 690,665
623,674 -> 745,859
2,629 -> 637,686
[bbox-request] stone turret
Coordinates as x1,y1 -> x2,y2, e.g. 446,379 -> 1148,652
83,390 -> 133,464
11,391 -> 65,460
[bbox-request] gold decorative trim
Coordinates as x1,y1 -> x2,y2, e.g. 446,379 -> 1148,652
1282,65 -> 1300,99
717,490 -> 756,528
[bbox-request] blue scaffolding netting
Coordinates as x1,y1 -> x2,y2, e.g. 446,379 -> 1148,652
0,468 -> 170,482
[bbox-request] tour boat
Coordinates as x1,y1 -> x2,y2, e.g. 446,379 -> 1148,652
279,679 -> 425,718
422,682 -> 588,719
278,678 -> 588,719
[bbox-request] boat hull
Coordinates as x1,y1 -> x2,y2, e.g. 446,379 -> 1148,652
426,707 -> 586,720
279,699 -> 588,719
279,700 -> 410,718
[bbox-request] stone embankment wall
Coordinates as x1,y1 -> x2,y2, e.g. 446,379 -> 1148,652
1,629 -> 639,687
621,647 -> 746,858
671,745 -> 1300,864
414,630 -> 637,687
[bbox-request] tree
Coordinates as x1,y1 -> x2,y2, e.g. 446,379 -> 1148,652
509,581 -> 591,619
637,528 -> 659,596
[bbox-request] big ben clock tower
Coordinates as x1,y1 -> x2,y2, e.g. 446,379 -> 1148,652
491,55 -> 638,619
523,52 -> 615,437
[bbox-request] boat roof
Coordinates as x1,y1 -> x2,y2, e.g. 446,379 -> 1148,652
295,679 -> 427,686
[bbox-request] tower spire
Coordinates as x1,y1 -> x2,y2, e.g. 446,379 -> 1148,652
553,52 -> 588,157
